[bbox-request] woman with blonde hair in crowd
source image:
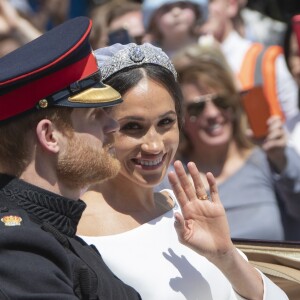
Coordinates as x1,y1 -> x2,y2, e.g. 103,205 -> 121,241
160,39 -> 300,241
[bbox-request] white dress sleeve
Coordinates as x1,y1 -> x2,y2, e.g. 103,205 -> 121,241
162,189 -> 289,300
234,270 -> 288,300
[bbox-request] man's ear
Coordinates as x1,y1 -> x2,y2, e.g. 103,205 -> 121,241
36,119 -> 60,154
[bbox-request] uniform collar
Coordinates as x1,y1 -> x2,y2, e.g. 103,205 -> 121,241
0,174 -> 86,237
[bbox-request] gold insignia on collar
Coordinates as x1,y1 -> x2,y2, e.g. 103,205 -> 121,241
1,215 -> 22,226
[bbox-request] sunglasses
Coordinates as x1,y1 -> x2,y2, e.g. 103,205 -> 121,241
185,94 -> 230,117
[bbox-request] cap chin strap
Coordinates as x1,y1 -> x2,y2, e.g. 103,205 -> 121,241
36,71 -> 102,109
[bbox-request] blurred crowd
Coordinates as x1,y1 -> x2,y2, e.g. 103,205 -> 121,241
1,0 -> 300,241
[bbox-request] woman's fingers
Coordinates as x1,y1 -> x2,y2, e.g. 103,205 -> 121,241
172,160 -> 199,201
187,162 -> 208,201
206,172 -> 220,204
169,160 -> 214,203
168,162 -> 189,206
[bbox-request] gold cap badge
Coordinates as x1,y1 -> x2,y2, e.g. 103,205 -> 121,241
1,215 -> 22,226
38,99 -> 48,108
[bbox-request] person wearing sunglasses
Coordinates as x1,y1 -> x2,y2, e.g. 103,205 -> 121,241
160,40 -> 300,241
185,93 -> 231,122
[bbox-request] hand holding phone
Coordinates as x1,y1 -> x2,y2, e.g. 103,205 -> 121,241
240,85 -> 284,139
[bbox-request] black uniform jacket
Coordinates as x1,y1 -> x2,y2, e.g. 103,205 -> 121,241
0,174 -> 141,300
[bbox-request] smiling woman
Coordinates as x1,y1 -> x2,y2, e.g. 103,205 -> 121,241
168,41 -> 300,241
77,43 -> 288,299
107,76 -> 179,187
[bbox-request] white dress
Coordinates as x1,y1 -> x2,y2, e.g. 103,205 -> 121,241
81,189 -> 287,300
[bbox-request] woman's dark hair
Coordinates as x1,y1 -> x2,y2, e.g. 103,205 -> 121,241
104,64 -> 184,128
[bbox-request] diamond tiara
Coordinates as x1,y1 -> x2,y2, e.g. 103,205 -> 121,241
96,43 -> 177,81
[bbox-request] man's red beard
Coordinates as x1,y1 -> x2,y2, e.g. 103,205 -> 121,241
56,133 -> 120,190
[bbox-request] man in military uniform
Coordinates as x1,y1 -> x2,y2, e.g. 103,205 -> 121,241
0,16 -> 141,299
